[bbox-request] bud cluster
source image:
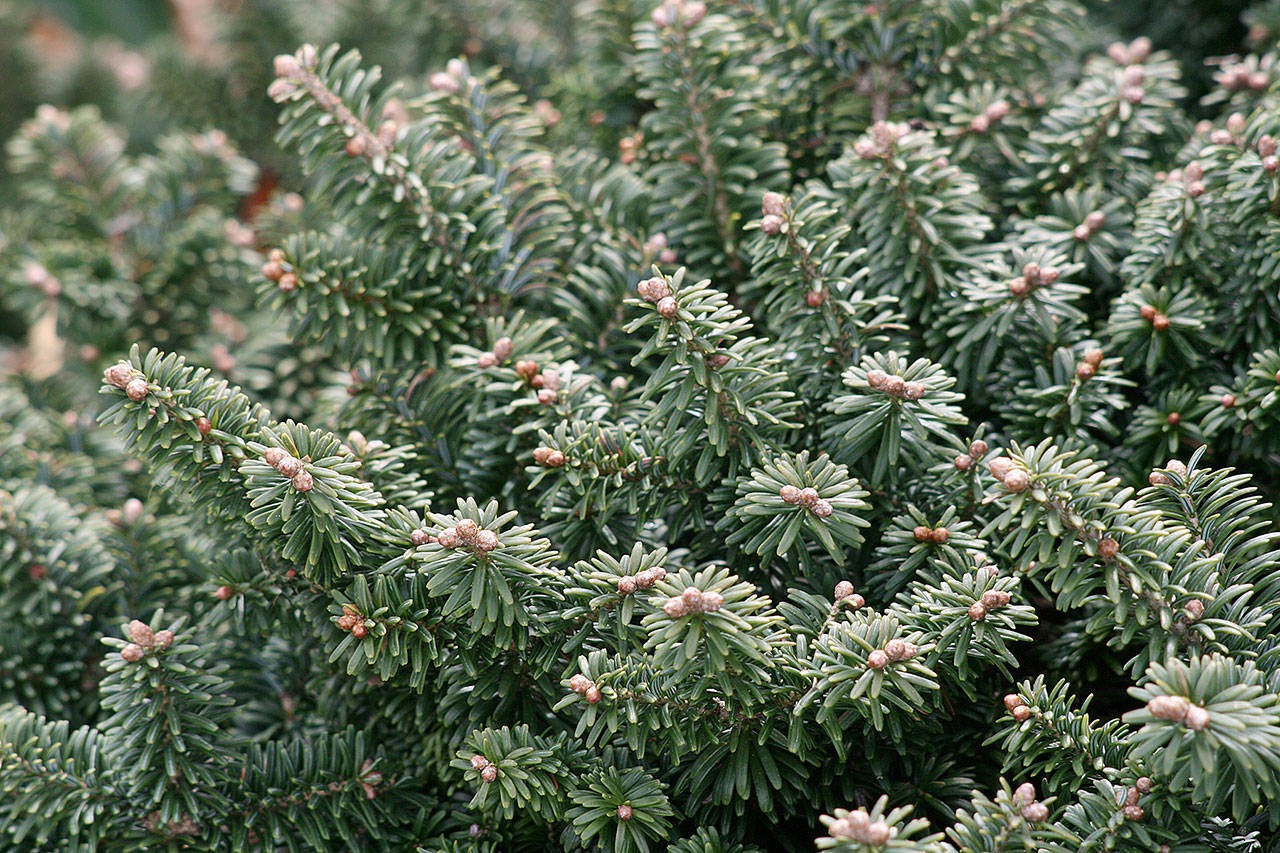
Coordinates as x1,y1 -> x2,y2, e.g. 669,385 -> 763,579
1147,694 -> 1211,730
1136,302 -> 1170,331
833,581 -> 865,610
532,446 -> 567,468
912,525 -> 949,544
868,638 -> 920,671
436,519 -> 500,553
1012,781 -> 1049,823
470,754 -> 499,783
568,673 -> 603,703
1075,347 -> 1104,381
643,232 -> 678,264
1257,134 -> 1279,173
1148,458 -> 1187,486
428,59 -> 468,95
865,368 -> 927,401
1003,691 -> 1034,723
337,604 -> 368,639
1073,210 -> 1107,241
988,457 -> 1030,493
651,0 -> 707,29
619,132 -> 643,164
969,588 -> 1012,621
1206,111 -> 1247,146
514,359 -> 563,404
263,446 -> 314,492
967,99 -> 1010,134
778,485 -> 834,518
853,121 -> 911,159
759,191 -> 788,235
267,44 -> 318,101
827,809 -> 891,846
261,248 -> 299,293
662,585 -> 724,618
1216,60 -> 1270,93
616,566 -> 667,596
1106,37 -> 1152,68
119,619 -> 175,663
954,439 -> 988,471
105,362 -> 151,402
636,276 -> 677,319
1007,262 -> 1060,297
476,336 -> 515,369
1118,778 -> 1152,821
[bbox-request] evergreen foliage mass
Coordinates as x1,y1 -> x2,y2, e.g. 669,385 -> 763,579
6,0 -> 1280,850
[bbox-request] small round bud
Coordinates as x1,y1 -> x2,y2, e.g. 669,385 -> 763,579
1008,276 -> 1029,296
864,821 -> 891,845
988,457 -> 1013,481
681,586 -> 702,608
532,447 -> 552,465
812,499 -> 834,518
276,456 -> 302,477
806,289 -> 826,307
429,71 -> 461,94
128,620 -> 154,647
866,369 -> 889,388
1149,470 -> 1168,486
834,580 -> 855,600
798,487 -> 819,508
1085,211 -> 1106,231
1022,802 -> 1049,822
1073,224 -> 1092,241
515,359 -> 538,380
681,0 -> 706,26
981,589 -> 1009,609
345,136 -> 367,157
1122,804 -> 1144,821
278,272 -> 297,293
1002,468 -> 1030,492
493,337 -> 514,361
292,471 -> 314,492
1135,776 -> 1153,793
1040,266 -> 1059,285
195,416 -> 212,436
1011,704 -> 1032,721
968,440 -> 988,458
1221,393 -> 1236,408
1186,181 -> 1205,198
351,622 -> 367,638
215,585 -> 234,600
480,765 -> 498,783
264,447 -> 287,467
780,485 -> 802,504
617,576 -> 637,595
656,296 -> 678,318
1139,304 -> 1157,320
761,192 -> 786,216
1184,599 -> 1205,621
546,450 -> 566,467
1003,693 -> 1023,710
903,381 -> 926,401
122,498 -> 144,525
1098,537 -> 1119,559
760,214 -> 783,235
537,388 -> 558,405
658,248 -> 677,263
1122,86 -> 1144,104
913,525 -> 930,542
584,685 -> 602,703
1166,460 -> 1187,477
1265,155 -> 1280,173
968,601 -> 987,621
846,593 -> 865,610
125,378 -> 149,402
410,529 -> 431,546
700,591 -> 724,612
1014,782 -> 1036,803
1151,313 -> 1170,330
706,352 -> 731,368
476,530 -> 499,552
883,375 -> 905,397
1147,694 -> 1191,721
273,54 -> 301,77
617,804 -> 633,820
470,754 -> 489,770
104,362 -> 135,388
1184,704 -> 1210,730
985,100 -> 1010,121
867,650 -> 889,670
663,597 -> 687,618
1076,363 -> 1095,380
456,519 -> 479,542
1167,411 -> 1181,426
121,644 -> 145,663
477,352 -> 497,368
337,615 -> 358,631
1084,348 -> 1104,367
1023,263 -> 1042,286
955,454 -> 972,470
884,639 -> 907,661
154,630 -> 174,648
1260,135 -> 1278,157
